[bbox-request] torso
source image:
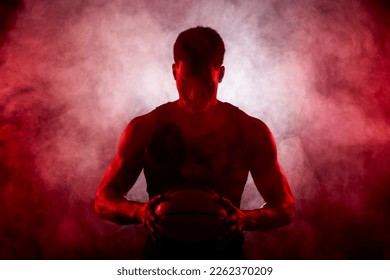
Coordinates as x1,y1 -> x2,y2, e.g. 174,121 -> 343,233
144,101 -> 249,206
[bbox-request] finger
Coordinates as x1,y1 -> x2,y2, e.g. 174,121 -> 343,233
218,197 -> 239,216
219,223 -> 240,240
218,218 -> 237,238
146,206 -> 161,224
217,214 -> 242,243
147,224 -> 160,243
144,215 -> 163,241
148,195 -> 162,207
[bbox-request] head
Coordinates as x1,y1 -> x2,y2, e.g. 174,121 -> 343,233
172,26 -> 225,113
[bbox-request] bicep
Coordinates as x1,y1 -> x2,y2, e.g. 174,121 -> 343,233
97,153 -> 143,198
247,120 -> 293,207
97,119 -> 147,199
251,161 -> 293,207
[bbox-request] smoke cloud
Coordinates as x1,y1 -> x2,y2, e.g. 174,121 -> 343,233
0,0 -> 389,259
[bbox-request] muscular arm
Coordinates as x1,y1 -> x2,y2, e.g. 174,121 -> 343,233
240,114 -> 295,231
94,112 -> 155,224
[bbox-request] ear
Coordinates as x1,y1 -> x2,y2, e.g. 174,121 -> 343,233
172,63 -> 177,80
218,66 -> 225,83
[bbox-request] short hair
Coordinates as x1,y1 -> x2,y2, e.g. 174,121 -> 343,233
173,26 -> 225,68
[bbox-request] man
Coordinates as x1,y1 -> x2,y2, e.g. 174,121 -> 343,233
95,26 -> 295,259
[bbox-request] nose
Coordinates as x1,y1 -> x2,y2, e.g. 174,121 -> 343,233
184,77 -> 213,106
186,79 -> 202,101
188,87 -> 195,101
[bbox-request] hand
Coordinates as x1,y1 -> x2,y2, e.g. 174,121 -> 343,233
215,195 -> 245,249
137,194 -> 169,243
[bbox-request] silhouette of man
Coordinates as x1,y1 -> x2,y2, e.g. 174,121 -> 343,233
95,26 -> 295,259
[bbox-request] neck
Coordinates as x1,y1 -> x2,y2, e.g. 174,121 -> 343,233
174,100 -> 223,136
177,99 -> 219,116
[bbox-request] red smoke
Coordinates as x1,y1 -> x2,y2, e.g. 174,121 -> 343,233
0,0 -> 389,259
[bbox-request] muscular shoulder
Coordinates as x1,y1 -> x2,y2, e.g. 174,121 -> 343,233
127,110 -> 157,135
118,110 -> 157,157
238,110 -> 277,164
238,110 -> 274,142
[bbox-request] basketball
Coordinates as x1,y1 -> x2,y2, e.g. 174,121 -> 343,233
154,189 -> 228,242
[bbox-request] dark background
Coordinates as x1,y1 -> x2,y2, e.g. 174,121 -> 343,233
0,0 -> 389,259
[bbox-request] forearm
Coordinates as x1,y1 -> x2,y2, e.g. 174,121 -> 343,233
242,204 -> 295,231
94,195 -> 145,225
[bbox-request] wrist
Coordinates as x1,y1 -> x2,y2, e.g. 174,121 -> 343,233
134,203 -> 145,224
241,209 -> 258,231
